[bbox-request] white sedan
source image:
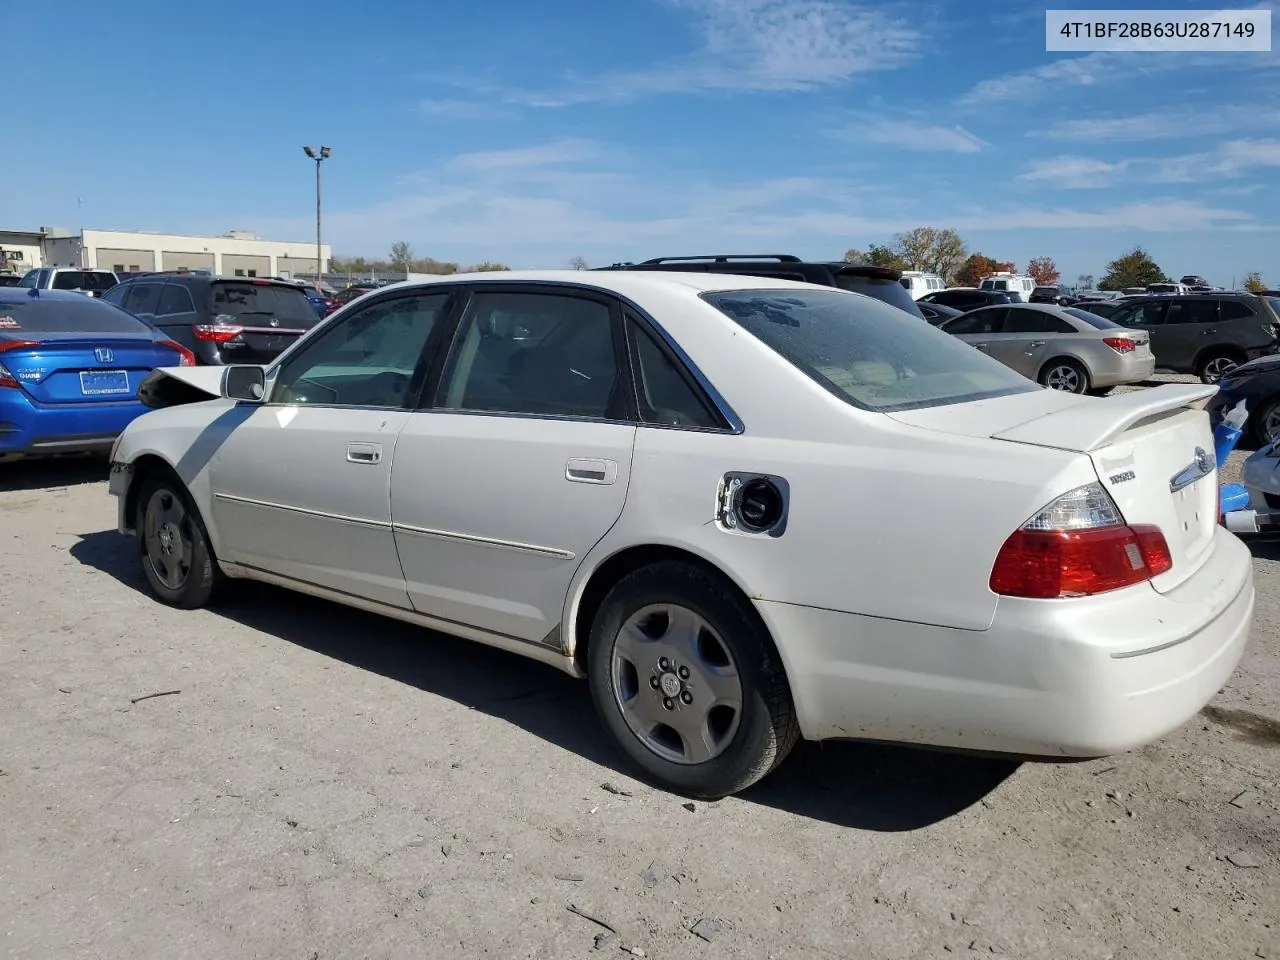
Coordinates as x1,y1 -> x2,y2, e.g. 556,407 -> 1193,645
108,270 -> 1255,798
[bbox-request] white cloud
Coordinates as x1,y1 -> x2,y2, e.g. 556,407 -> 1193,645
1038,105 -> 1280,142
1152,137 -> 1280,181
855,120 -> 987,153
421,0 -> 924,108
445,139 -> 606,172
1018,156 -> 1132,189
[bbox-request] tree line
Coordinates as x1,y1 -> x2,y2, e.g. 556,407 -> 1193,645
334,237 -> 1269,294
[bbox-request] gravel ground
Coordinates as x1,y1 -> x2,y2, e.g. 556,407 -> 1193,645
1,378 -> 1277,960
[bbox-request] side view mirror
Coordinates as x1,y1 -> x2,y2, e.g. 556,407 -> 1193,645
222,365 -> 266,402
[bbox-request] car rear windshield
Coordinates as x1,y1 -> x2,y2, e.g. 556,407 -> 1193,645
833,271 -> 924,318
212,282 -> 320,327
702,289 -> 1035,412
0,296 -> 154,334
51,271 -> 118,292
1063,307 -> 1122,329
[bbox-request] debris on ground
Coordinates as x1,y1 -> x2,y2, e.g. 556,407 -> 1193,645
1226,850 -> 1263,869
601,782 -> 633,797
1230,789 -> 1258,808
555,872 -> 585,882
285,819 -> 299,828
593,931 -> 620,951
57,687 -> 71,694
682,802 -> 696,813
642,861 -> 666,889
130,689 -> 181,704
568,903 -> 622,949
441,843 -> 452,857
690,917 -> 724,942
417,885 -> 431,899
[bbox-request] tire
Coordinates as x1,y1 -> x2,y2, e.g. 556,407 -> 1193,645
1252,397 -> 1280,447
1039,358 -> 1090,394
1197,349 -> 1243,384
586,561 -> 799,799
135,471 -> 219,609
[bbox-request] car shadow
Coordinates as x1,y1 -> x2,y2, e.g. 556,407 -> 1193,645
69,529 -> 1018,831
0,456 -> 109,492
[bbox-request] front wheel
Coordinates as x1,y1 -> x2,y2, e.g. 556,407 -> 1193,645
136,472 -> 219,609
586,561 -> 799,799
1040,358 -> 1090,394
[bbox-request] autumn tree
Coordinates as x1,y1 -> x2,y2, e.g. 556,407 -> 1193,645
1099,247 -> 1167,290
1026,257 -> 1061,286
843,248 -> 867,263
954,254 -> 995,287
1242,271 -> 1266,293
389,241 -> 414,271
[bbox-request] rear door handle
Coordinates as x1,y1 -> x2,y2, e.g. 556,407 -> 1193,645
1201,328 -> 1218,335
347,442 -> 382,464
1027,340 -> 1046,348
566,458 -> 618,484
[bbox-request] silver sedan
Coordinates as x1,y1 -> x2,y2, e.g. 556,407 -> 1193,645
939,303 -> 1156,394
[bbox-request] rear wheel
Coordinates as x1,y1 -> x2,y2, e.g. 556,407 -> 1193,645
136,472 -> 219,609
1252,397 -> 1280,447
1040,358 -> 1090,394
586,561 -> 798,799
1197,350 -> 1243,384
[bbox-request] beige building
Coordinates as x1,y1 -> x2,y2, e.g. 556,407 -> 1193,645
0,230 -> 46,274
37,228 -> 331,279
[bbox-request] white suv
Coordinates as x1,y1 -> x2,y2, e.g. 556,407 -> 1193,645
18,268 -> 119,297
899,271 -> 945,300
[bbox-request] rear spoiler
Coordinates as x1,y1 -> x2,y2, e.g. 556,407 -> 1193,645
137,366 -> 227,410
993,384 -> 1217,452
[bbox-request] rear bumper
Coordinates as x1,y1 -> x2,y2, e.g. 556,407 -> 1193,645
0,393 -> 147,459
757,525 -> 1254,756
1089,351 -> 1156,388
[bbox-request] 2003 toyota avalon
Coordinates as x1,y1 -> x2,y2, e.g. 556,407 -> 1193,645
107,271 -> 1255,798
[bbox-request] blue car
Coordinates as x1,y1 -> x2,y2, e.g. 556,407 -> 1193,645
0,288 -> 195,461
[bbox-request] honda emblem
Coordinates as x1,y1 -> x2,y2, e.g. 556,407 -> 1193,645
94,347 -> 114,363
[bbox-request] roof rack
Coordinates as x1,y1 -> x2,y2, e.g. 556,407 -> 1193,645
638,255 -> 803,264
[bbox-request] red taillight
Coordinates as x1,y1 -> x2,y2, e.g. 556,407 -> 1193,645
989,482 -> 1172,598
1102,336 -> 1137,353
0,340 -> 39,389
159,340 -> 197,366
990,524 -> 1172,598
193,323 -> 243,343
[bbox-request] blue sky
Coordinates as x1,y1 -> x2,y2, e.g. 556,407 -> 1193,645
6,0 -> 1278,285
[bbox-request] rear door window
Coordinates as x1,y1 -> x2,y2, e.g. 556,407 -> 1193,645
628,320 -> 724,429
944,308 -> 1005,335
156,284 -> 197,317
213,282 -> 320,328
124,283 -> 163,315
1113,301 -> 1168,327
1164,299 -> 1218,325
1220,301 -> 1256,321
1003,308 -> 1074,333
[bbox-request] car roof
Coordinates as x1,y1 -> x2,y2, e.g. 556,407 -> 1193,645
384,269 -> 834,297
0,287 -> 109,304
969,301 -> 1063,314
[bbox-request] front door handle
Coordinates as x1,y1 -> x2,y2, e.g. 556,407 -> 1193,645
971,342 -> 989,350
1027,340 -> 1046,348
1201,328 -> 1218,335
566,458 -> 618,484
347,442 -> 382,464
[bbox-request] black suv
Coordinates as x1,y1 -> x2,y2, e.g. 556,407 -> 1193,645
919,288 -> 1017,312
596,255 -> 925,318
102,274 -> 321,365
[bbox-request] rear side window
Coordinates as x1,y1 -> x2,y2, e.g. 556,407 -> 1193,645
703,289 -> 1033,412
0,296 -> 154,333
833,272 -> 924,318
51,271 -> 117,292
124,283 -> 163,315
628,321 -> 724,429
156,284 -> 197,317
213,282 -> 319,328
1003,308 -> 1074,334
1064,307 -> 1121,329
1220,301 -> 1256,321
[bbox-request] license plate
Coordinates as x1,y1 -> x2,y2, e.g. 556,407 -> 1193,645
79,369 -> 131,396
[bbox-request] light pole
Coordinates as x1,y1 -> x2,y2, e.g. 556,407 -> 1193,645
302,146 -> 331,286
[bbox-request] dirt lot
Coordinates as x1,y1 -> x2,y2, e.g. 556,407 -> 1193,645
1,436 -> 1277,959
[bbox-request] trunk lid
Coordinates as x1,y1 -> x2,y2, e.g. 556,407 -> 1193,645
0,335 -> 183,404
890,384 -> 1220,593
136,365 -> 227,409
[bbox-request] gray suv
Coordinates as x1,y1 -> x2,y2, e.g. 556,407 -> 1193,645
1107,293 -> 1280,383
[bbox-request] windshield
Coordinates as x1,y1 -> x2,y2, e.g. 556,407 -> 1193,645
0,295 -> 154,334
702,288 -> 1034,412
833,272 -> 924,318
1063,307 -> 1122,329
212,282 -> 320,327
